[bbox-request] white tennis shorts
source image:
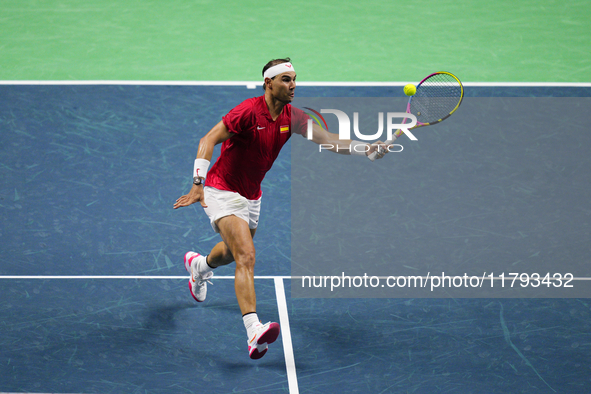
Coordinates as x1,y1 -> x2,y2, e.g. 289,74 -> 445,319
202,186 -> 261,233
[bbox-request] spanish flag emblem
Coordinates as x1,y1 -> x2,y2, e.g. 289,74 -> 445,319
280,125 -> 290,133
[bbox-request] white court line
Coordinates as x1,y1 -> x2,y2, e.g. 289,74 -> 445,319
274,277 -> 299,394
0,80 -> 590,87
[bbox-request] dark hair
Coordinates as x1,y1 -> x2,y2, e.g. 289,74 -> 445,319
262,57 -> 291,90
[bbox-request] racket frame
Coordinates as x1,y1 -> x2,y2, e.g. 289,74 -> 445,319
368,71 -> 464,161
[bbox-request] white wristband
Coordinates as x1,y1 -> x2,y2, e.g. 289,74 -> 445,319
350,141 -> 368,157
194,158 -> 210,179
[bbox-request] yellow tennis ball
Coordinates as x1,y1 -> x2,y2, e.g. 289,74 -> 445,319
404,84 -> 416,96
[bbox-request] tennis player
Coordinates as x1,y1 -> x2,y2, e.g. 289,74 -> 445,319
173,58 -> 390,359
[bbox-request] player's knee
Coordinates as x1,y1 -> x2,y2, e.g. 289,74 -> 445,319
235,249 -> 256,269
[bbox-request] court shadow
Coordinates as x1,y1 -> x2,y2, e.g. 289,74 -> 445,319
143,302 -> 195,331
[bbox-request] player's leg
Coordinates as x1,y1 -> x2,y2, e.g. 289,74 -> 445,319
206,227 -> 257,268
215,215 -> 279,359
187,226 -> 255,301
184,225 -> 255,303
184,187 -> 241,302
216,215 -> 257,315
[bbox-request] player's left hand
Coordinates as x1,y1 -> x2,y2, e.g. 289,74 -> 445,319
173,184 -> 207,209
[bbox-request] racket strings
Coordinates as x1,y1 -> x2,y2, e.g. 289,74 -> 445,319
411,73 -> 463,124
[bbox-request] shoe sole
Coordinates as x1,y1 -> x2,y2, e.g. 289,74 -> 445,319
184,252 -> 204,303
249,323 -> 280,360
249,346 -> 268,360
258,323 -> 280,345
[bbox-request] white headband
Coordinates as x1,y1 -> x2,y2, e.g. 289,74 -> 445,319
263,62 -> 295,80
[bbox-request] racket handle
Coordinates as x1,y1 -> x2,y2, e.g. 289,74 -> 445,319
368,136 -> 397,162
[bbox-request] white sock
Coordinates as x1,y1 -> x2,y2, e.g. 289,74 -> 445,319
196,255 -> 213,275
243,312 -> 260,337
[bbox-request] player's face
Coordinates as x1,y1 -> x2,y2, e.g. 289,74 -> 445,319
271,72 -> 296,103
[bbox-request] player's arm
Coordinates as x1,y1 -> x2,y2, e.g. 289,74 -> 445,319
173,121 -> 232,209
308,122 -> 389,158
195,120 -> 233,161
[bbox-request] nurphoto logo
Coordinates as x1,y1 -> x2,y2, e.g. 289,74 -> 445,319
304,107 -> 416,154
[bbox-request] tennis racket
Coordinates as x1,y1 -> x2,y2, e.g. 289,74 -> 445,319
368,71 -> 464,161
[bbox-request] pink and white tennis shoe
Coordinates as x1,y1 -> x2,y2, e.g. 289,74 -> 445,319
247,322 -> 280,360
184,251 -> 213,302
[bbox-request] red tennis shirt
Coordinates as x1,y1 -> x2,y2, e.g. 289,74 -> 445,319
205,96 -> 309,200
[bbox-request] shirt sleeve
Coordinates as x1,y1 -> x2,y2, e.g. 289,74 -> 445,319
222,99 -> 255,134
291,106 -> 310,137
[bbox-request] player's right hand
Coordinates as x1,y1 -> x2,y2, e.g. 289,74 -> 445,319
173,185 -> 208,209
367,140 -> 390,160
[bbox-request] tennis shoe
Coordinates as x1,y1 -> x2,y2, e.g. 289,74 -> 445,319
184,251 -> 213,302
247,322 -> 280,360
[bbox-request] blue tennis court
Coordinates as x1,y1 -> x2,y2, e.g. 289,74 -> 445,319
1,84 -> 590,393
